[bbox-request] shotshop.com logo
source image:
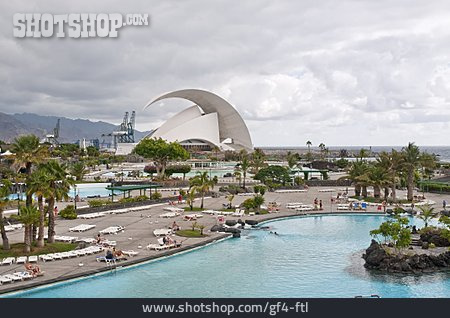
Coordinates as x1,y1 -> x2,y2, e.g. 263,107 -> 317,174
13,13 -> 149,38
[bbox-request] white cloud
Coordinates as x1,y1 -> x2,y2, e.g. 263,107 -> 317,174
0,0 -> 449,146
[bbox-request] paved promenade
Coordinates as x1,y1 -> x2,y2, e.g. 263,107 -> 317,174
0,186 -> 448,295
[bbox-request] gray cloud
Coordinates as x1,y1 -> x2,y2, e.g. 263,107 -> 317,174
1,0 -> 450,146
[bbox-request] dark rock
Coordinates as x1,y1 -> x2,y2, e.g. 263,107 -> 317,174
210,225 -> 224,232
363,239 -> 450,273
245,220 -> 258,225
224,227 -> 241,234
420,230 -> 450,247
237,219 -> 245,226
225,220 -> 237,226
422,242 -> 429,249
232,232 -> 240,238
76,242 -> 87,249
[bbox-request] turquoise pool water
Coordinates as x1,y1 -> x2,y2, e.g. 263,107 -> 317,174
6,214 -> 450,298
70,183 -> 111,198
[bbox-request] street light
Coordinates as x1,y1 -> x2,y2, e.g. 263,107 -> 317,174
74,184 -> 77,210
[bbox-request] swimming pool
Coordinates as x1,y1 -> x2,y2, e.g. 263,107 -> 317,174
70,183 -> 111,198
6,214 -> 450,298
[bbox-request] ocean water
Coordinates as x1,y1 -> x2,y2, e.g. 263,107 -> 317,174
260,146 -> 450,162
7,214 -> 449,298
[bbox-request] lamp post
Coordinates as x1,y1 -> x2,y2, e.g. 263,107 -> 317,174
74,184 -> 77,210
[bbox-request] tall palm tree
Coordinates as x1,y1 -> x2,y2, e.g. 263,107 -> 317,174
186,188 -> 196,211
0,180 -> 12,250
367,165 -> 390,198
11,135 -> 48,208
13,205 -> 40,253
341,160 -> 368,197
250,148 -> 267,174
190,171 -> 215,209
237,150 -> 251,189
377,150 -> 402,201
306,141 -> 312,152
41,160 -> 74,243
234,171 -> 242,187
401,142 -> 421,201
318,143 -> 326,160
27,168 -> 52,247
358,148 -> 369,161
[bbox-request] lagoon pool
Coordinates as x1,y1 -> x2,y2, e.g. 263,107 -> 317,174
70,183 -> 111,198
6,215 -> 450,298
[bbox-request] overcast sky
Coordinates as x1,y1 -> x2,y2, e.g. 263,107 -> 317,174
1,0 -> 450,146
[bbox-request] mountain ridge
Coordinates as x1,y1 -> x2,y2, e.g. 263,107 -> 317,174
0,112 -> 150,144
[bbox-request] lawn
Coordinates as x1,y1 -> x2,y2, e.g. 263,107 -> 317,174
175,229 -> 206,238
0,242 -> 77,258
183,206 -> 204,212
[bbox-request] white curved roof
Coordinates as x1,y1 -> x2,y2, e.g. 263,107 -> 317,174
144,89 -> 253,151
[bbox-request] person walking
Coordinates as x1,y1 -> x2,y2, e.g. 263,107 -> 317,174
444,200 -> 447,210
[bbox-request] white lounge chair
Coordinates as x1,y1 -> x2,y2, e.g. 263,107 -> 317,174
153,229 -> 172,237
1,257 -> 15,265
69,224 -> 96,232
4,274 -> 22,282
0,275 -> 13,284
159,212 -> 180,218
122,250 -> 139,257
39,254 -> 54,262
100,226 -> 124,235
14,271 -> 33,280
16,256 -> 27,264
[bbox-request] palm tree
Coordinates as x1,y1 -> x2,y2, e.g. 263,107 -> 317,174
306,141 -> 312,153
27,168 -> 52,247
418,205 -> 435,228
250,148 -> 267,174
11,135 -> 48,208
190,172 -> 214,209
186,188 -> 196,211
401,142 -> 421,201
253,194 -> 265,212
367,165 -> 390,198
13,205 -> 40,253
0,180 -> 12,250
377,150 -> 402,201
70,162 -> 87,181
341,161 -> 368,197
226,194 -> 235,209
358,148 -> 370,161
318,143 -> 326,160
237,150 -> 251,189
234,171 -> 242,187
41,160 -> 74,243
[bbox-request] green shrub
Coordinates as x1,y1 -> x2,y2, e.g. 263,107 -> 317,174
87,199 -> 109,208
150,192 -> 162,200
59,205 -> 77,219
429,243 -> 436,249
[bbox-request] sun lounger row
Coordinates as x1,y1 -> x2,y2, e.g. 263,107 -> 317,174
286,202 -> 304,209
0,271 -> 34,285
159,212 -> 181,218
163,207 -> 184,213
295,205 -> 314,212
38,246 -> 104,262
275,189 -> 307,193
69,224 -> 96,232
237,193 -> 254,196
77,212 -> 106,219
337,204 -> 350,210
318,189 -> 336,192
43,235 -> 79,243
1,255 -> 38,266
4,223 -> 23,232
99,226 -> 124,235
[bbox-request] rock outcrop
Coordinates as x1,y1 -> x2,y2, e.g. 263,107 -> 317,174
363,240 -> 450,273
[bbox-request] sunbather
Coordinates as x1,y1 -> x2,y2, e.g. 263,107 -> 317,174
113,248 -> 127,260
172,221 -> 180,231
105,248 -> 114,260
24,262 -> 42,277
